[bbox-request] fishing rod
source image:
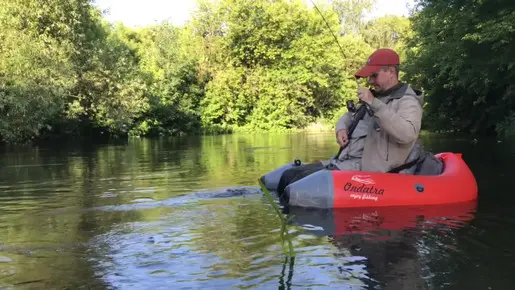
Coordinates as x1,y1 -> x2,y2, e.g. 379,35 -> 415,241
308,0 -> 372,159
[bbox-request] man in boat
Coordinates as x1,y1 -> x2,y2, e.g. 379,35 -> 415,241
335,48 -> 424,173
276,48 -> 424,195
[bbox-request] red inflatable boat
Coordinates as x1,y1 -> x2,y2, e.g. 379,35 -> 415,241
330,152 -> 478,208
262,152 -> 478,209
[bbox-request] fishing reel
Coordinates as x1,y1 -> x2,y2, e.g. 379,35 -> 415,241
346,99 -> 373,116
346,88 -> 377,115
346,100 -> 357,113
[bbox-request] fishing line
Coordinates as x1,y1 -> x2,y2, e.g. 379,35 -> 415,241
309,0 -> 348,60
309,0 -> 372,160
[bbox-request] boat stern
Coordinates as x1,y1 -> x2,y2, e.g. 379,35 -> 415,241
284,169 -> 335,208
260,163 -> 296,191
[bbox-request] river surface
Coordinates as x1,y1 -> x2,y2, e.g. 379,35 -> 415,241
0,131 -> 514,289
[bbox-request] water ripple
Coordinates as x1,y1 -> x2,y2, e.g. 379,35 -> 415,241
1,134 -> 514,289
88,197 -> 391,289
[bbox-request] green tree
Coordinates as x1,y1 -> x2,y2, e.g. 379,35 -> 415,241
0,0 -> 412,143
330,0 -> 376,35
0,0 -> 75,143
123,23 -> 206,136
404,0 -> 515,137
194,0 -> 372,131
360,15 -> 411,53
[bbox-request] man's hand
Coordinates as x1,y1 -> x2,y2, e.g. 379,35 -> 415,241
357,87 -> 374,104
336,129 -> 349,147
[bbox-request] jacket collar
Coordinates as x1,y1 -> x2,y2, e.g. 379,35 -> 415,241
373,82 -> 409,103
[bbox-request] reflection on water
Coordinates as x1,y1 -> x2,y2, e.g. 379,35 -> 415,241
286,201 -> 478,289
88,194 -> 374,289
0,132 -> 514,289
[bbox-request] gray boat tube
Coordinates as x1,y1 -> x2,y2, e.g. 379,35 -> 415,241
260,160 -> 303,192
284,169 -> 335,209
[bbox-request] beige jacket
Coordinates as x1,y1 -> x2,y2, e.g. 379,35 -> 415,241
335,84 -> 424,172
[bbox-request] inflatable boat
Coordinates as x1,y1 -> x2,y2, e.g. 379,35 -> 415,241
260,152 -> 478,209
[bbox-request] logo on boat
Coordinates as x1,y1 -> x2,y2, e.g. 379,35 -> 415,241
344,182 -> 385,195
351,175 -> 375,185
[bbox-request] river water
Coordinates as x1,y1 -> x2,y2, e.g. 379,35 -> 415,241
0,131 -> 514,289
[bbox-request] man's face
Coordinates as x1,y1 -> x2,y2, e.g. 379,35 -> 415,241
368,66 -> 394,92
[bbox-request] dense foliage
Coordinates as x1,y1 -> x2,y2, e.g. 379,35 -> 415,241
0,0 -> 513,144
404,0 -> 515,137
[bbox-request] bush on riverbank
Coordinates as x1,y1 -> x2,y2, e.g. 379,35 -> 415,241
1,0 -> 514,144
